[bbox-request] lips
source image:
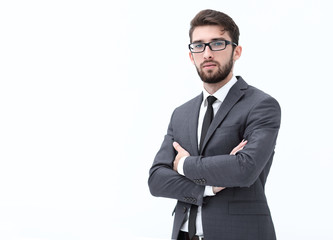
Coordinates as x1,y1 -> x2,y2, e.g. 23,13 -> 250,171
202,61 -> 218,69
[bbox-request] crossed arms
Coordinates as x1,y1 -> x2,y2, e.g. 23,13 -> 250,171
172,140 -> 247,194
148,95 -> 281,206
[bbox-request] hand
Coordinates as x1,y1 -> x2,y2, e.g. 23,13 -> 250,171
230,139 -> 247,155
172,142 -> 190,172
213,186 -> 225,194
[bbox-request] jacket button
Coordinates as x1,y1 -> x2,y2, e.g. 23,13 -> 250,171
183,207 -> 187,213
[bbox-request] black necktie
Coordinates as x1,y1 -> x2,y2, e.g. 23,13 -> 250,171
199,95 -> 217,152
188,95 -> 217,239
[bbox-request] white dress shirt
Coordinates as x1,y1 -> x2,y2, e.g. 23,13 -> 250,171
178,76 -> 237,237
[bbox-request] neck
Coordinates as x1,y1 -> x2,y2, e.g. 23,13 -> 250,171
203,72 -> 233,94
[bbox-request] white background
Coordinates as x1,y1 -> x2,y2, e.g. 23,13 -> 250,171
1,0 -> 333,239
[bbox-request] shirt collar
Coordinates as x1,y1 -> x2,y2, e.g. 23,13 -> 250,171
202,75 -> 238,105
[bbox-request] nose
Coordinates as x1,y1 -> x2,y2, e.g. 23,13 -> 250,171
203,46 -> 214,60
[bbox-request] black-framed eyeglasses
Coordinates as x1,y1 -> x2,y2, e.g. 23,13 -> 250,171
188,40 -> 237,53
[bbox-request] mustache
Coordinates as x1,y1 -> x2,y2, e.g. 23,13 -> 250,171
200,61 -> 220,68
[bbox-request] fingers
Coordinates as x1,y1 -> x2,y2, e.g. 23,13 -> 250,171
238,139 -> 248,149
213,186 -> 226,194
230,139 -> 248,155
173,142 -> 184,152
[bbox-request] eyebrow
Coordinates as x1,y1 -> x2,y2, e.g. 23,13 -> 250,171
192,38 -> 227,43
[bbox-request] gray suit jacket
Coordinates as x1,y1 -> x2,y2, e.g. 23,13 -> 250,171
148,76 -> 281,240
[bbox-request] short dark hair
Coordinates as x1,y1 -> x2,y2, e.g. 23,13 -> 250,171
189,9 -> 240,45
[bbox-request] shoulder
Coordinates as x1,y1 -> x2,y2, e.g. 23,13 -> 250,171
243,85 -> 281,128
236,76 -> 280,109
173,93 -> 202,113
167,93 -> 202,126
232,77 -> 281,123
246,85 -> 279,104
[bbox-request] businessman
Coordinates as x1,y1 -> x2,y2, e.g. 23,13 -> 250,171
148,9 -> 281,240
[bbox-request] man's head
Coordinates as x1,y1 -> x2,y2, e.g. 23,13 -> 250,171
189,9 -> 240,47
188,9 -> 241,89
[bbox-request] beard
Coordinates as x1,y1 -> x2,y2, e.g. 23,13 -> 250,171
196,52 -> 234,84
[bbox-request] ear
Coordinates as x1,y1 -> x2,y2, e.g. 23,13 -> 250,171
233,45 -> 242,61
189,51 -> 195,65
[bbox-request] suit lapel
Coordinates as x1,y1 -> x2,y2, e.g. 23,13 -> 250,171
200,77 -> 248,153
188,93 -> 203,155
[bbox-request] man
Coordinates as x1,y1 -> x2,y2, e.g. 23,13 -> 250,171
148,9 -> 281,240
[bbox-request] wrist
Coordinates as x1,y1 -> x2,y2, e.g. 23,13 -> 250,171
177,156 -> 187,175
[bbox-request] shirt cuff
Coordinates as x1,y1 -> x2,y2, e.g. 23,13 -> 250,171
204,186 -> 215,197
177,156 -> 187,176
178,157 -> 215,197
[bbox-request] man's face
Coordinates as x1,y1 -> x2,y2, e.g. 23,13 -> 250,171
189,25 -> 238,84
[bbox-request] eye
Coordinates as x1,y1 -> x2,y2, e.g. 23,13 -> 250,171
212,41 -> 224,47
193,43 -> 204,49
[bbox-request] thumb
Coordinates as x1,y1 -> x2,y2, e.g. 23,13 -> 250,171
173,142 -> 183,152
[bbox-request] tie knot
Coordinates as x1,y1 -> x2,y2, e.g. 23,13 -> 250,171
207,95 -> 217,106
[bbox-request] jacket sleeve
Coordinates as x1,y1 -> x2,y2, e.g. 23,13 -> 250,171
183,95 -> 281,187
148,110 -> 205,206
